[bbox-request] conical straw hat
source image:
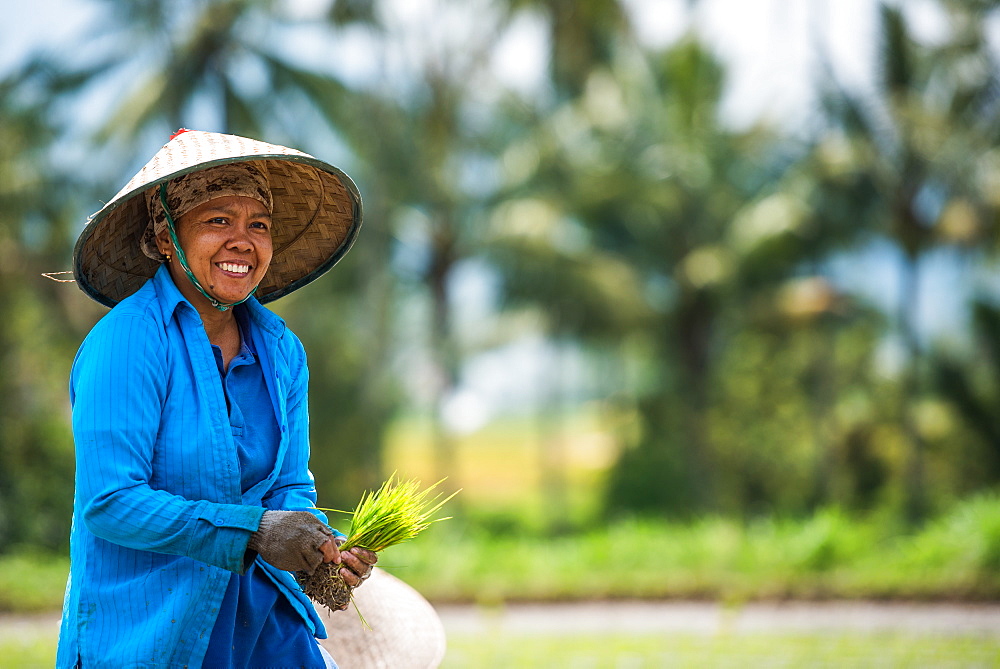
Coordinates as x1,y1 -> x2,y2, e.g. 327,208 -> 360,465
318,568 -> 447,669
73,130 -> 362,307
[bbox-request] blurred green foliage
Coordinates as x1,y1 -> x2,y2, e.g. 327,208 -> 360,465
6,492 -> 1000,613
381,492 -> 1000,603
0,552 -> 70,613
1,0 -> 1000,556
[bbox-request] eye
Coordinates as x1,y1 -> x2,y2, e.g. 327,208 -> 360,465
250,220 -> 271,231
207,217 -> 228,225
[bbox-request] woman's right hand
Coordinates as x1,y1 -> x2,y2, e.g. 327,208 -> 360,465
332,539 -> 377,588
249,510 -> 334,572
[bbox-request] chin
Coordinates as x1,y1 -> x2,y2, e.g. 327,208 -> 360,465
217,291 -> 254,304
203,285 -> 251,304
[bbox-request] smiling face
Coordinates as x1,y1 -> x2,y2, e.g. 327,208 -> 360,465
157,195 -> 273,310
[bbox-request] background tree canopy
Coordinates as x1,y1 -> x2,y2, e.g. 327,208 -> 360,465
2,0 -> 1000,553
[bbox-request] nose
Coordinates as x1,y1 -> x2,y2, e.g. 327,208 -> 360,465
227,223 -> 254,253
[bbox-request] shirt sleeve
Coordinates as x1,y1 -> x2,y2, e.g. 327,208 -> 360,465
71,313 -> 264,573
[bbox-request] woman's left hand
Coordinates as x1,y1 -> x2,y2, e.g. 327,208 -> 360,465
319,538 -> 378,588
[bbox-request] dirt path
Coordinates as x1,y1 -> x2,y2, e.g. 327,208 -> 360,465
5,601 -> 1000,643
0,612 -> 61,642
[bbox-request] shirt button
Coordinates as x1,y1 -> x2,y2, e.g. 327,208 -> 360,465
280,425 -> 287,433
214,519 -> 224,525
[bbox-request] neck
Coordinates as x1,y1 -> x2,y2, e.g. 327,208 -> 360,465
200,300 -> 242,371
199,304 -> 238,345
164,262 -> 240,344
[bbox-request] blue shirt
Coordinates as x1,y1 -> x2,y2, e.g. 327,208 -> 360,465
58,265 -> 329,669
202,310 -> 326,668
215,308 -> 280,495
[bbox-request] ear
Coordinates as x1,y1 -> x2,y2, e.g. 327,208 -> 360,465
155,227 -> 174,256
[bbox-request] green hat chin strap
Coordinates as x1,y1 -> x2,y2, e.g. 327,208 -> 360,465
159,185 -> 258,312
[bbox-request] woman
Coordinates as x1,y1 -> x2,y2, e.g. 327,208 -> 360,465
58,129 -> 376,668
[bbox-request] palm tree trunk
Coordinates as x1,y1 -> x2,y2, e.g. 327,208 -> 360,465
356,203 -> 394,488
898,252 -> 927,523
675,289 -> 714,511
806,324 -> 837,509
427,224 -> 460,494
537,338 -> 571,532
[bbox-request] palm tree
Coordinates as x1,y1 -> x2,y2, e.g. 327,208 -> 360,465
498,0 -> 633,101
813,1 -> 1000,521
487,28 -> 803,515
18,0 -> 388,157
935,300 -> 1000,489
598,37 -> 796,514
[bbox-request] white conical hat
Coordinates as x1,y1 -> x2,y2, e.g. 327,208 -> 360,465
318,568 -> 447,669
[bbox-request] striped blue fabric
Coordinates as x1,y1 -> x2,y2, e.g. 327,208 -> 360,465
202,310 -> 326,667
57,264 -> 329,669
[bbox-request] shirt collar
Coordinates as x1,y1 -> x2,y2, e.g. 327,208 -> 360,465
241,293 -> 286,340
152,263 -> 196,323
152,263 -> 286,339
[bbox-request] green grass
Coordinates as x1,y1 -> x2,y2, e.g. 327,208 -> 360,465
0,638 -> 57,668
0,553 -> 67,613
443,632 -> 1000,668
5,628 -> 999,668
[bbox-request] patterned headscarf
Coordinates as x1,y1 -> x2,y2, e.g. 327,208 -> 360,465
141,161 -> 272,261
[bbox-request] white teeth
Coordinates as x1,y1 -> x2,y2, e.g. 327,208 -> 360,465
219,262 -> 249,274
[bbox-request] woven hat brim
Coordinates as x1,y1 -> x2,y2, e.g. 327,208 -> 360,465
74,138 -> 362,308
317,568 -> 447,669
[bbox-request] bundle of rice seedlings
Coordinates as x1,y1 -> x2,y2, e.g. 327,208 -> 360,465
299,475 -> 457,613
